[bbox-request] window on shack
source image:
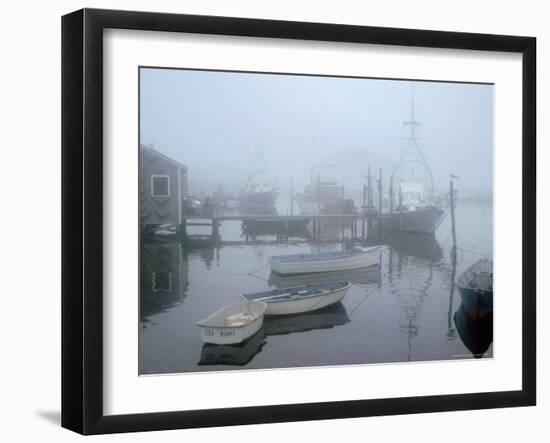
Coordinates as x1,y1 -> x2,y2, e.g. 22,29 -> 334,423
151,175 -> 170,197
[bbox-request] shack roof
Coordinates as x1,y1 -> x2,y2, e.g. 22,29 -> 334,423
140,144 -> 187,171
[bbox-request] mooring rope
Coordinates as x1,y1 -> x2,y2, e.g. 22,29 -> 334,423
247,262 -> 270,276
454,246 -> 492,257
349,286 -> 379,318
243,262 -> 270,281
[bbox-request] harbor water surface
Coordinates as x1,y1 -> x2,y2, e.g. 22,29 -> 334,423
139,200 -> 493,374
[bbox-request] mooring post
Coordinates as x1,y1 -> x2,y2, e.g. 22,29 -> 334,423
398,185 -> 403,231
377,168 -> 383,241
317,216 -> 321,241
378,168 -> 383,214
212,217 -> 219,240
317,174 -> 321,216
314,217 -> 318,241
450,180 -> 457,255
178,219 -> 188,243
290,177 -> 294,217
362,181 -> 366,239
389,182 -> 394,214
367,166 -> 374,235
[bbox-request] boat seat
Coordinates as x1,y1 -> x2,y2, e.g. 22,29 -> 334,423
469,272 -> 492,291
225,312 -> 255,327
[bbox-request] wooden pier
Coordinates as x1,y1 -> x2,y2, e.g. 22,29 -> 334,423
178,213 -> 375,245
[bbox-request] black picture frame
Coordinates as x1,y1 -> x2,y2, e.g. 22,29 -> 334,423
61,8 -> 536,435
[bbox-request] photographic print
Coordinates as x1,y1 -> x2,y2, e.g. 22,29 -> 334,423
138,67 -> 494,375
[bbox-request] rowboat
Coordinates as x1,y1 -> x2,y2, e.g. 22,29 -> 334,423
241,281 -> 351,316
196,301 -> 267,345
268,265 -> 381,288
456,258 -> 493,321
269,246 -> 379,275
456,258 -> 493,297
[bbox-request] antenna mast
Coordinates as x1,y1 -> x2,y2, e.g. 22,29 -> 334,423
390,84 -> 435,199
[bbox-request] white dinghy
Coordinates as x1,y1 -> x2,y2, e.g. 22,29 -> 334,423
269,246 -> 380,275
241,281 -> 351,316
197,301 -> 267,345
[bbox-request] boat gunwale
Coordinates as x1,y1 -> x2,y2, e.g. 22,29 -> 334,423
196,301 -> 267,328
270,246 -> 380,264
241,281 -> 351,304
456,258 -> 494,292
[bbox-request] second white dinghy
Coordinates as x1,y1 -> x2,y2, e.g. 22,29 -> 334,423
269,246 -> 380,275
241,281 -> 351,316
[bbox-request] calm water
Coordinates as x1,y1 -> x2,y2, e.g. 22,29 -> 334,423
139,200 -> 493,374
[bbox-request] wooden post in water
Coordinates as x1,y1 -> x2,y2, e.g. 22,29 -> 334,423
178,219 -> 188,243
367,166 -> 373,236
362,182 -> 366,240
378,168 -> 383,240
378,168 -> 383,215
212,218 -> 219,240
341,185 -> 345,242
317,216 -> 321,241
290,177 -> 294,217
398,185 -> 403,231
389,182 -> 394,214
447,179 -> 458,335
450,180 -> 457,254
317,174 -> 321,217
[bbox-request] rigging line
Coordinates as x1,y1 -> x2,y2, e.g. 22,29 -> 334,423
440,233 -> 451,246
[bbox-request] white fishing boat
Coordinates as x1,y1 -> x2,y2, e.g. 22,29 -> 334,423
269,246 -> 379,275
379,88 -> 445,235
241,281 -> 351,316
196,301 -> 267,345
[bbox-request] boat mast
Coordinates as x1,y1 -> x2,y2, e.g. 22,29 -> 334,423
390,85 -> 435,200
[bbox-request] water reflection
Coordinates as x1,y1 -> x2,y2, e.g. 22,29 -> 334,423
386,232 -> 438,361
192,246 -> 219,268
198,303 -> 350,366
263,303 -> 350,336
140,242 -> 189,322
446,248 -> 458,341
454,290 -> 493,358
198,328 -> 267,366
384,231 -> 443,261
309,218 -> 354,242
140,201 -> 494,373
242,219 -> 311,240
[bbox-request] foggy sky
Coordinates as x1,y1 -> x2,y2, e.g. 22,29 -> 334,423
140,67 -> 493,197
